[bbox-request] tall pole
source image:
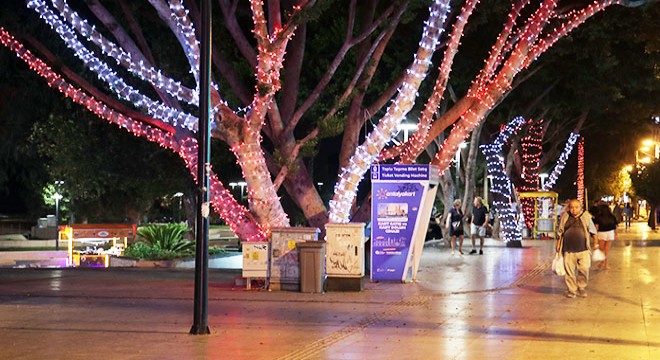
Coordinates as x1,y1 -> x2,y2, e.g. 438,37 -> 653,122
483,173 -> 489,205
190,0 -> 211,335
54,196 -> 60,250
455,150 -> 461,199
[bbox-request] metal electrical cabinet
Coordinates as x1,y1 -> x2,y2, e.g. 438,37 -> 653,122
269,227 -> 320,291
325,223 -> 365,291
242,242 -> 270,289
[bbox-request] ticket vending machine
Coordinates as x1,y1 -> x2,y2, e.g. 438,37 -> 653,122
370,164 -> 439,282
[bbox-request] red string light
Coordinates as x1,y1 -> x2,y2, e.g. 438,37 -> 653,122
518,119 -> 544,229
0,26 -> 268,242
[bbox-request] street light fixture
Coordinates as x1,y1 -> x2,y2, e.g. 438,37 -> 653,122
636,139 -> 659,166
52,193 -> 63,225
173,192 -> 184,222
397,122 -> 418,142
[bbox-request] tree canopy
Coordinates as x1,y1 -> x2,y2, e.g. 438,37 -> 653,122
0,0 -> 658,241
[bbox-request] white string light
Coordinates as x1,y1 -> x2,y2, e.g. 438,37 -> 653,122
542,132 -> 579,191
480,116 -> 526,243
329,0 -> 451,223
27,0 -> 200,131
49,0 -> 199,107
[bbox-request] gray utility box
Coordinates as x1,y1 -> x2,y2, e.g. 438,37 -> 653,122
298,241 -> 326,293
269,227 -> 320,291
325,223 -> 365,291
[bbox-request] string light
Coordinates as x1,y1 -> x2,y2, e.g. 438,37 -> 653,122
577,136 -> 585,204
27,0 -> 200,131
518,119 -> 543,229
329,0 -> 452,223
480,116 -> 526,243
0,26 -> 268,242
427,0 -> 614,179
48,0 -> 198,106
167,0 -> 201,85
397,0 -> 480,164
29,0 -> 296,231
542,132 -> 579,191
15,0 -> 624,230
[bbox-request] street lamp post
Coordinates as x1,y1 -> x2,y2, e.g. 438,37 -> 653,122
52,180 -> 64,249
539,173 -> 548,189
237,181 -> 247,203
455,142 -> 467,199
397,123 -> 418,142
173,192 -> 184,222
228,181 -> 248,203
51,192 -> 63,250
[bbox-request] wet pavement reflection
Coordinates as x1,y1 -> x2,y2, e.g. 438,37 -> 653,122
0,221 -> 658,359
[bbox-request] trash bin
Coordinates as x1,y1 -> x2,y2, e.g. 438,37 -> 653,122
298,241 -> 326,293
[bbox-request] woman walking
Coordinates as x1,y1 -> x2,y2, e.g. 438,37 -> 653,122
592,202 -> 618,269
446,199 -> 465,255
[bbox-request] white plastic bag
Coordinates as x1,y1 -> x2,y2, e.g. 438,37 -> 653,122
552,253 -> 566,276
592,248 -> 606,262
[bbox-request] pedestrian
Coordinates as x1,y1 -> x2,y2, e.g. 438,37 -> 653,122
556,199 -> 598,298
622,203 -> 633,229
469,196 -> 489,255
445,199 -> 465,255
613,202 -> 623,224
592,202 -> 618,270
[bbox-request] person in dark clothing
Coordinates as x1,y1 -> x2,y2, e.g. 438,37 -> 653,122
613,203 -> 623,224
622,203 -> 633,229
592,202 -> 618,269
445,199 -> 465,255
556,199 -> 598,298
469,196 -> 489,255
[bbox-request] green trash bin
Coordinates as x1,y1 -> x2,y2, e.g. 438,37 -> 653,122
297,241 -> 326,293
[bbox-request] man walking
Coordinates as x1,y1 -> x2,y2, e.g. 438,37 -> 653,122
556,199 -> 598,298
469,197 -> 489,255
622,203 -> 633,229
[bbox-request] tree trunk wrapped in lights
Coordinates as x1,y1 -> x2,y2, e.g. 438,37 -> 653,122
518,119 -> 544,229
2,0 -> 651,241
481,116 -> 526,243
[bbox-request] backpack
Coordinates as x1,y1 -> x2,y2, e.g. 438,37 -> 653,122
599,212 -> 617,231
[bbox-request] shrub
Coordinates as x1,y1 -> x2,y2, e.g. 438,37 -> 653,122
124,223 -> 226,260
136,223 -> 194,252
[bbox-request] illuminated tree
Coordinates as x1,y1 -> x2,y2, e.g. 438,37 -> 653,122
0,0 -> 654,241
518,118 -> 544,229
631,159 -> 660,229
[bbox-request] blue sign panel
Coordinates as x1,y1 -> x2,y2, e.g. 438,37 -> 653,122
371,165 -> 427,281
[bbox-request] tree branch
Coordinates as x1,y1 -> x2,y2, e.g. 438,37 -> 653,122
285,1 -> 399,135
218,0 -> 257,67
19,29 -> 177,135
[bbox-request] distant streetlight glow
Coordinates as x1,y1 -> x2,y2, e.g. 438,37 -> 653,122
397,123 -> 418,142
237,181 -> 247,202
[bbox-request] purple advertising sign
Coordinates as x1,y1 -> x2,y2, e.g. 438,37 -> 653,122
371,165 -> 428,281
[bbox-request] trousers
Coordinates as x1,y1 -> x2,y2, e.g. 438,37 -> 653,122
563,250 -> 591,294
